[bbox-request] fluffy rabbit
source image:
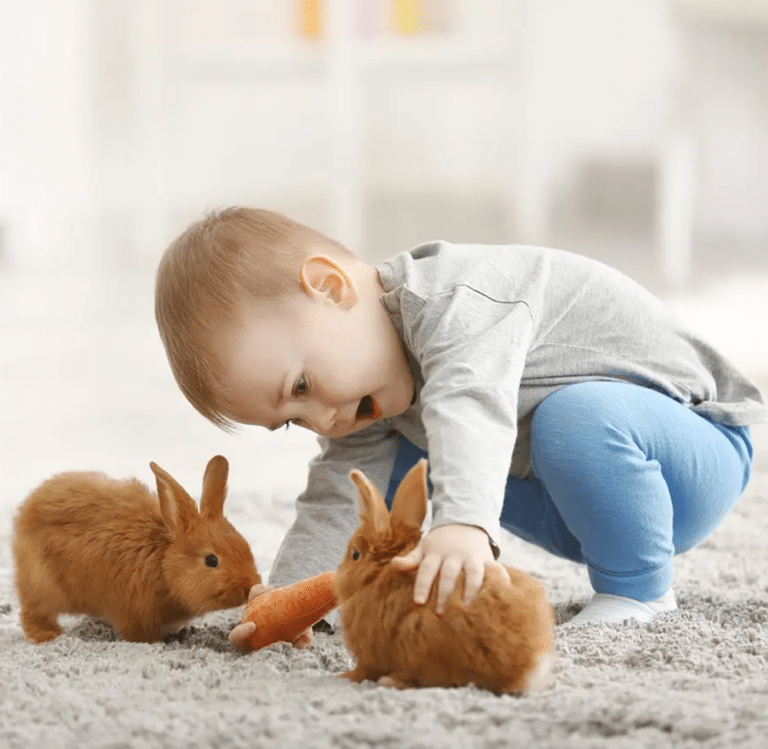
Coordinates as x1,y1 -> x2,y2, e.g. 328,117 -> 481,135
13,455 -> 260,644
334,459 -> 556,694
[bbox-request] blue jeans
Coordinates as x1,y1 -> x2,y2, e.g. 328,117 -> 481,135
384,382 -> 754,601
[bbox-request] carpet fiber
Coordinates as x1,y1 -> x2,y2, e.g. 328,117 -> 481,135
2,473 -> 767,749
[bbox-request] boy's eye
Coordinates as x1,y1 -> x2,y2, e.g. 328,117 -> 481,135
293,375 -> 308,397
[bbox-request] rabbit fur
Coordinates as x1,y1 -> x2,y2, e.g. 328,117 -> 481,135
334,459 -> 556,694
13,455 -> 260,644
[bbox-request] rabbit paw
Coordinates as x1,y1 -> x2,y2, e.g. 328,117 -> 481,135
339,666 -> 371,683
377,674 -> 411,689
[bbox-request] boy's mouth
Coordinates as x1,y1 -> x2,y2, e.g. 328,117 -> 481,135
355,395 -> 382,422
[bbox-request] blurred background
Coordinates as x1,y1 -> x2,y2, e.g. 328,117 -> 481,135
1,0 -> 766,552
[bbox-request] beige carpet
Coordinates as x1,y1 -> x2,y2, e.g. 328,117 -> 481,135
1,469 -> 767,749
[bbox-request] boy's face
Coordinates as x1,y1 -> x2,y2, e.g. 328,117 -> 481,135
216,256 -> 415,439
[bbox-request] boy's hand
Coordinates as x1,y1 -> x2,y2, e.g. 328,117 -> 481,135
228,584 -> 313,652
390,523 -> 510,616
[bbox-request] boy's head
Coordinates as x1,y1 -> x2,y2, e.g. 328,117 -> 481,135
155,208 -> 414,436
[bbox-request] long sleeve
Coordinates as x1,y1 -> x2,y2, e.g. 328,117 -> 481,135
406,284 -> 535,546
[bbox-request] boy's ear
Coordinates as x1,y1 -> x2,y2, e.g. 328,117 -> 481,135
300,255 -> 357,310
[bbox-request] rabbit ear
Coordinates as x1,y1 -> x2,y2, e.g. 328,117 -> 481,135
349,469 -> 389,536
389,459 -> 428,533
150,461 -> 199,535
199,455 -> 228,518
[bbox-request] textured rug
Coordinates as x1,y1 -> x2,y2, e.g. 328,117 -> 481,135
2,472 -> 767,749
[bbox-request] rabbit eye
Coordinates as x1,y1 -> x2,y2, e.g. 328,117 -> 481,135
204,554 -> 219,568
351,549 -> 360,561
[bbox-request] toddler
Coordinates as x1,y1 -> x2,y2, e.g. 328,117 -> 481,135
155,208 -> 764,630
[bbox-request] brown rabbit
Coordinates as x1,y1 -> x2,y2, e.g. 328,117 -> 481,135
334,459 -> 556,694
13,455 -> 260,644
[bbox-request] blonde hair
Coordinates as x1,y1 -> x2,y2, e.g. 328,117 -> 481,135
155,207 -> 352,430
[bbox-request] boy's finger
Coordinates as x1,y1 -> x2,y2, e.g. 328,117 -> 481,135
435,560 -> 462,615
413,554 -> 440,605
247,583 -> 273,601
489,562 -> 512,586
229,621 -> 256,651
391,547 -> 422,570
462,562 -> 486,607
291,627 -> 314,649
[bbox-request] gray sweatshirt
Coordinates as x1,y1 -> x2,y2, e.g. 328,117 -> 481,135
268,242 -> 765,602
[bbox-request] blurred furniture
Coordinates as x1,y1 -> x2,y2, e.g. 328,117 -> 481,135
5,0 -> 765,284
518,0 -> 768,288
666,0 -> 768,283
515,0 -> 691,285
675,0 -> 768,25
0,0 -> 96,270
134,0 -> 523,259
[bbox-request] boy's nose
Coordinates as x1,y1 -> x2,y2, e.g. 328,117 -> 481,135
311,402 -> 359,435
334,400 -> 363,429
334,409 -> 356,431
311,404 -> 338,435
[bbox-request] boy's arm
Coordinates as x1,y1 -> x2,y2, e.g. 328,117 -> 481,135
416,286 -> 533,538
267,421 -> 399,627
401,284 -> 534,610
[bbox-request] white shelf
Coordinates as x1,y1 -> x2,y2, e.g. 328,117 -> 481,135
177,40 -> 326,78
362,35 -> 516,71
177,35 -> 516,79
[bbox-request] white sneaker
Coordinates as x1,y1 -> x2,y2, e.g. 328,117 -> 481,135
567,589 -> 677,626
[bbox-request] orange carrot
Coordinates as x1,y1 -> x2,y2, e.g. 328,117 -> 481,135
240,570 -> 337,651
